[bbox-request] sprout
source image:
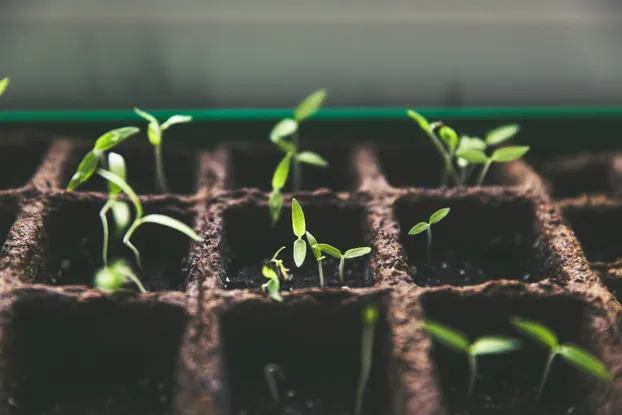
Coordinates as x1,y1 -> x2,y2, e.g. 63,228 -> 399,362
0,77 -> 9,97
264,363 -> 284,403
312,244 -> 372,283
511,316 -> 611,398
134,108 -> 192,193
96,168 -> 202,270
422,320 -> 521,395
94,259 -> 146,293
270,246 -> 290,281
354,304 -> 379,415
261,266 -> 283,303
269,153 -> 293,225
456,146 -> 530,186
408,208 -> 450,259
291,198 -> 307,267
306,231 -> 326,287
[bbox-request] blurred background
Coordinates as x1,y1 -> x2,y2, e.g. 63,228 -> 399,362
0,0 -> 621,110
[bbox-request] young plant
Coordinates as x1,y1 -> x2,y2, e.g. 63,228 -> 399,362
96,168 -> 203,270
354,304 -> 379,415
269,152 -> 292,225
291,198 -> 307,267
408,208 -> 450,259
264,363 -> 284,403
134,108 -> 192,193
269,246 -> 290,280
312,244 -> 372,283
456,145 -> 530,186
305,231 -> 326,287
511,316 -> 611,398
94,259 -> 146,293
262,266 -> 283,303
423,320 -> 521,395
0,77 -> 9,97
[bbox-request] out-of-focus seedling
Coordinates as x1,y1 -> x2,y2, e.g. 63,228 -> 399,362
511,316 -> 611,399
408,208 -> 450,259
457,146 -> 530,186
291,198 -> 307,267
270,153 -> 292,225
261,266 -> 283,303
0,77 -> 9,97
354,304 -> 379,415
423,319 -> 521,395
270,246 -> 290,281
94,259 -> 146,293
312,244 -> 372,283
134,108 -> 192,193
305,231 -> 326,287
264,363 -> 285,403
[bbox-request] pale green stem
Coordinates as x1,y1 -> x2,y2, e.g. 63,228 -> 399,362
468,353 -> 477,396
476,160 -> 493,186
118,268 -> 147,293
123,220 -> 143,270
318,258 -> 325,288
154,145 -> 169,193
264,364 -> 281,403
537,350 -> 557,399
425,127 -> 461,186
99,199 -> 115,268
339,257 -> 345,282
293,131 -> 301,191
426,227 -> 432,260
354,313 -> 376,415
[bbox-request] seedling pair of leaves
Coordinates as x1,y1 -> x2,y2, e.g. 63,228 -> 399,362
261,247 -> 290,302
269,89 -> 329,224
409,208 -> 450,259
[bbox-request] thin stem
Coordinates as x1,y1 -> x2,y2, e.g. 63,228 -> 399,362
118,268 -> 147,293
426,227 -> 432,260
123,221 -> 143,270
293,131 -> 301,191
317,258 -> 325,288
425,127 -> 461,186
154,145 -> 169,193
468,354 -> 477,395
99,199 -> 115,268
264,364 -> 281,403
476,160 -> 493,186
354,315 -> 376,415
339,257 -> 345,283
537,350 -> 557,399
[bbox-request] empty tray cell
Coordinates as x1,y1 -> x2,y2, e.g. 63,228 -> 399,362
64,142 -> 197,195
394,194 -> 552,287
225,144 -> 356,192
220,295 -> 393,415
376,144 -> 520,189
40,197 -> 197,291
221,198 -> 372,290
0,137 -> 49,190
536,153 -> 618,199
2,293 -> 187,415
422,290 -> 600,414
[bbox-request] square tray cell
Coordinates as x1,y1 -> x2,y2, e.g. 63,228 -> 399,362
40,197 -> 197,291
422,290 -> 601,415
0,137 -> 49,190
63,142 -> 197,195
224,144 -> 357,192
220,199 -> 372,290
394,194 -> 552,287
2,293 -> 187,415
220,295 -> 393,415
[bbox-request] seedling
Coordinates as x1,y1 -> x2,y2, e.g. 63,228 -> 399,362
94,259 -> 146,293
262,266 -> 283,303
354,304 -> 379,415
408,208 -> 450,259
96,168 -> 202,270
264,363 -> 285,403
457,145 -> 530,186
511,316 -> 611,398
0,77 -> 9,97
270,246 -> 290,281
269,153 -> 292,225
291,198 -> 307,267
422,319 -> 521,395
312,244 -> 372,283
134,108 -> 192,193
305,231 -> 326,287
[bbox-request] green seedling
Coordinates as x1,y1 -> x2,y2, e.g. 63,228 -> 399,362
312,244 -> 372,283
94,259 -> 146,293
270,246 -> 290,280
291,198 -> 307,267
305,231 -> 326,287
262,266 -> 283,303
66,126 -> 140,190
355,304 -> 379,415
269,152 -> 293,225
457,145 -> 530,186
423,320 -> 521,395
408,208 -> 450,259
0,77 -> 9,97
264,363 -> 285,403
134,108 -> 192,193
96,168 -> 202,270
511,316 -> 611,398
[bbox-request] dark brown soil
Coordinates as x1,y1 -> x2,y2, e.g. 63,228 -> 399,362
0,133 -> 50,190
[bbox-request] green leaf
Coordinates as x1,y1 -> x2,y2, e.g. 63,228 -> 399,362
262,265 -> 278,280
67,151 -> 100,190
344,247 -> 372,259
94,266 -> 125,292
291,198 -> 306,238
263,278 -> 283,303
558,344 -> 611,381
147,122 -> 162,146
470,336 -> 521,356
456,149 -> 489,164
137,214 -> 203,242
422,320 -> 470,353
362,304 -> 379,325
511,316 -> 559,349
111,200 -> 131,235
161,115 -> 192,130
275,139 -> 296,154
408,222 -> 430,235
272,153 -> 292,190
96,168 -> 143,219
107,152 -> 126,196
312,243 -> 342,259
486,124 -> 520,146
94,127 -> 140,151
269,189 -> 283,225
429,208 -> 450,224
491,146 -> 530,163
296,151 -> 328,167
293,238 -> 307,267
459,136 -> 487,152
134,107 -> 158,125
306,231 -> 322,259
439,126 -> 458,150
295,89 -> 327,121
0,77 -> 9,97
270,118 -> 298,143
406,110 -> 430,131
